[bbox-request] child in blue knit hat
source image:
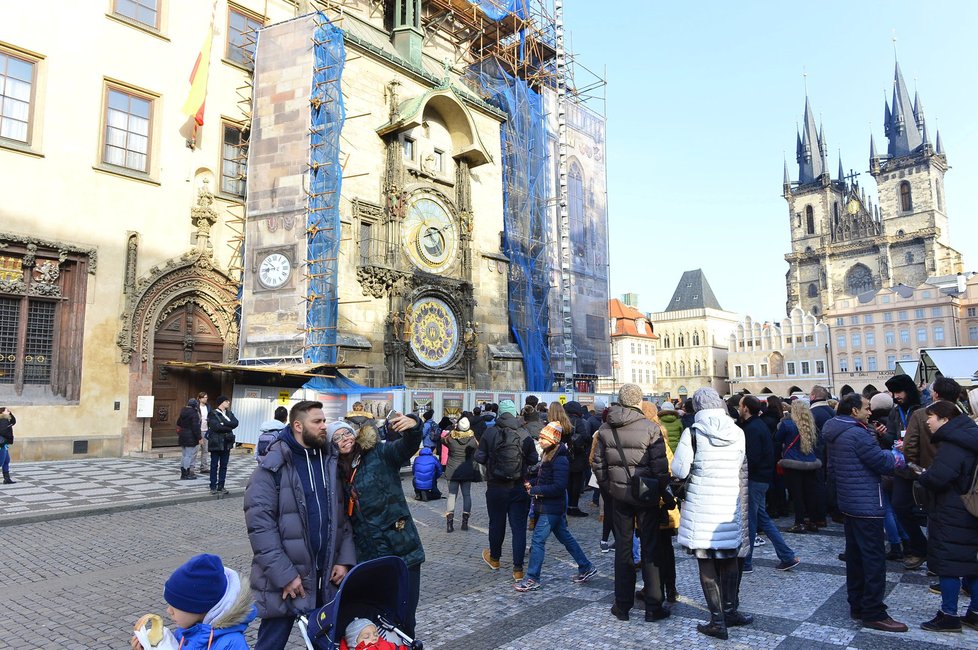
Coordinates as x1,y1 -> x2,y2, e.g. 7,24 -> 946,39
131,553 -> 256,650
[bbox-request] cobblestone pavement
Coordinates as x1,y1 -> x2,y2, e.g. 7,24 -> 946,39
1,458 -> 977,649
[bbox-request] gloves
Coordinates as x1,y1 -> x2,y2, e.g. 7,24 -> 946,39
660,484 -> 677,511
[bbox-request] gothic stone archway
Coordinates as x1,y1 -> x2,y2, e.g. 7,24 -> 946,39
117,248 -> 238,453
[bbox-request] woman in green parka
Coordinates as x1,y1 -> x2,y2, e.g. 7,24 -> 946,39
658,401 -> 685,452
335,413 -> 424,637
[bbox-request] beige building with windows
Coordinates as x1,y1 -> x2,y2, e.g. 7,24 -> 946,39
727,307 -> 829,396
825,281 -> 966,395
0,0 -> 302,458
650,270 -> 740,400
958,274 -> 978,346
598,298 -> 658,395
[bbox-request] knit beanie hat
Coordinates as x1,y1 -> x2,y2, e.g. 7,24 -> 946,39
691,387 -> 725,412
870,392 -> 894,412
456,417 -> 471,432
618,384 -> 643,408
539,421 -> 562,448
594,399 -> 608,411
498,399 -> 518,417
164,554 -> 228,614
215,396 -> 230,407
327,421 -> 355,442
659,400 -> 676,412
345,618 -> 374,648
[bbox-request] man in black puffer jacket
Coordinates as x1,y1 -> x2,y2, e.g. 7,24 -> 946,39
564,401 -> 593,516
593,384 -> 670,622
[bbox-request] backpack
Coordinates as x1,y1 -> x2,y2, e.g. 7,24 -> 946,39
490,426 -> 524,481
256,428 -> 281,459
422,420 -> 438,449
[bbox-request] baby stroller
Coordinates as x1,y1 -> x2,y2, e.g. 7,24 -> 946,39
296,556 -> 423,650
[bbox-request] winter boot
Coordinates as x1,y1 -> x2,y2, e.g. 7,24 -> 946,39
180,467 -> 189,480
461,512 -> 470,531
723,560 -> 753,627
186,469 -> 198,480
446,513 -> 454,533
697,560 -> 728,640
2,470 -> 15,484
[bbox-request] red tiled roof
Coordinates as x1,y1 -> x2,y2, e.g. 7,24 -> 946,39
609,299 -> 658,340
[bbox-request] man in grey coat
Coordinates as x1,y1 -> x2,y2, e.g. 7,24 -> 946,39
245,400 -> 357,650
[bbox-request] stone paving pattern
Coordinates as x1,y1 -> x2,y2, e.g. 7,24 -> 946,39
1,457 -> 977,649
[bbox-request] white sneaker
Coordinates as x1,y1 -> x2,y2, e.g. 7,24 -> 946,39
754,536 -> 766,546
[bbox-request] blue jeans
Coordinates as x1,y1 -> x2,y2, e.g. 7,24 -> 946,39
209,449 -> 230,490
747,480 -> 796,566
526,512 -> 592,581
255,616 -> 296,650
939,575 -> 978,616
0,445 -> 9,475
882,491 -> 908,546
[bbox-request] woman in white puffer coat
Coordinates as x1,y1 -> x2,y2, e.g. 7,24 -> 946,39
671,387 -> 751,641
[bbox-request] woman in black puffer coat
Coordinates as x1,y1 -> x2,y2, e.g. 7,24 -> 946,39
443,416 -> 479,532
918,401 -> 978,633
176,398 -> 202,480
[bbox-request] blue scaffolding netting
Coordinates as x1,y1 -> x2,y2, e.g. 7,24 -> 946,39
467,0 -> 527,21
466,58 -> 553,391
305,13 -> 345,365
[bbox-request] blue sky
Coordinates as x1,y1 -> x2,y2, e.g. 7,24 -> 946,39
565,1 -> 978,321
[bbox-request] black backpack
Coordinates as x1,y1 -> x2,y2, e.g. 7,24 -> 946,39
491,426 -> 524,481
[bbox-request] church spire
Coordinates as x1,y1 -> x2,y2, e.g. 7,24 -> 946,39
936,130 -> 945,156
885,58 -> 923,157
796,96 -> 825,185
837,153 -> 845,184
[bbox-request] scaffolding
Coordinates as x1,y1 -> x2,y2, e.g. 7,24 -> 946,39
304,12 -> 346,365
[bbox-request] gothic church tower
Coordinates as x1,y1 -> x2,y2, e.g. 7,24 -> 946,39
784,59 -> 963,316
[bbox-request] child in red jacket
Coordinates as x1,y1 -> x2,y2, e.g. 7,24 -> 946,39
341,618 -> 409,650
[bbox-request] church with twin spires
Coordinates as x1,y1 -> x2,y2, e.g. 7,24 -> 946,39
783,59 -> 964,317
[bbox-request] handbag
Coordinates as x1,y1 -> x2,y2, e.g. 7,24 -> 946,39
609,424 -> 659,505
776,434 -> 800,476
961,457 -> 978,519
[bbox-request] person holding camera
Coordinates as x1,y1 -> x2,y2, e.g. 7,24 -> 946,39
593,384 -> 670,623
206,396 -> 238,495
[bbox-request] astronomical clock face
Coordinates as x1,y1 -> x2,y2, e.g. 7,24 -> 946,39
402,194 -> 458,273
257,252 -> 291,289
408,296 -> 460,369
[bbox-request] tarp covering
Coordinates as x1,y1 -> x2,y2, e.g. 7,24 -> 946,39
468,0 -> 527,21
305,14 -> 345,365
465,57 -> 553,391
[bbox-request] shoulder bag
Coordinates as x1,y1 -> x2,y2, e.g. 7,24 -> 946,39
609,424 -> 658,505
961,456 -> 978,519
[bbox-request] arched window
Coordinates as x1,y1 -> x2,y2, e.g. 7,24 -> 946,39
694,360 -> 701,375
808,283 -> 818,298
692,331 -> 700,346
845,264 -> 875,296
833,202 -> 839,223
805,205 -> 815,234
679,361 -> 686,376
900,181 -> 913,211
663,335 -> 670,348
665,362 -> 671,376
678,333 -> 685,347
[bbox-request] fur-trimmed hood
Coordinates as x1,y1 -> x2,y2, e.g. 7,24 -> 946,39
354,422 -> 381,453
210,581 -> 257,630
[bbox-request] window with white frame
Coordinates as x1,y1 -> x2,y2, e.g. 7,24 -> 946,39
887,355 -> 896,370
916,328 -> 927,344
900,329 -> 910,344
934,326 -> 944,342
835,318 -> 844,326
970,326 -> 978,342
801,361 -> 810,374
884,330 -> 895,346
884,312 -> 893,322
865,331 -> 875,347
815,360 -> 825,374
113,0 -> 160,29
868,356 -> 877,371
915,308 -> 925,319
734,365 -> 742,378
932,306 -> 942,317
760,363 -> 768,376
854,357 -> 863,372
851,332 -> 861,348
0,49 -> 36,144
837,335 -> 846,350
864,314 -> 873,324
786,361 -> 796,375
747,364 -> 755,377
103,85 -> 152,172
839,358 -> 848,372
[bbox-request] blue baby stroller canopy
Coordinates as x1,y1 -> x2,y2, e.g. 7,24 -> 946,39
297,556 -> 421,649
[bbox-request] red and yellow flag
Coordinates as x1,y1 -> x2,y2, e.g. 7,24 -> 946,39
182,24 -> 214,126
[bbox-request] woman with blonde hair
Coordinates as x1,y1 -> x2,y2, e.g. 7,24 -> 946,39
775,401 -> 823,533
641,401 -> 680,603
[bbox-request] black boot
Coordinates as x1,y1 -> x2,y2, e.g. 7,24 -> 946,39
723,559 -> 753,627
2,471 -> 14,484
186,469 -> 198,480
446,513 -> 454,533
461,513 -> 469,531
697,559 -> 728,640
180,467 -> 188,480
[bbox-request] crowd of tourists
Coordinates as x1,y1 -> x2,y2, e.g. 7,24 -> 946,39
135,375 -> 978,648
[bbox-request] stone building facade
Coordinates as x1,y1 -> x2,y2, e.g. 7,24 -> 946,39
650,270 -> 740,400
784,60 -> 963,317
727,308 -> 829,396
824,281 -> 964,395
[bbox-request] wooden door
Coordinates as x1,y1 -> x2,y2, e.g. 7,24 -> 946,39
151,304 -> 226,447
